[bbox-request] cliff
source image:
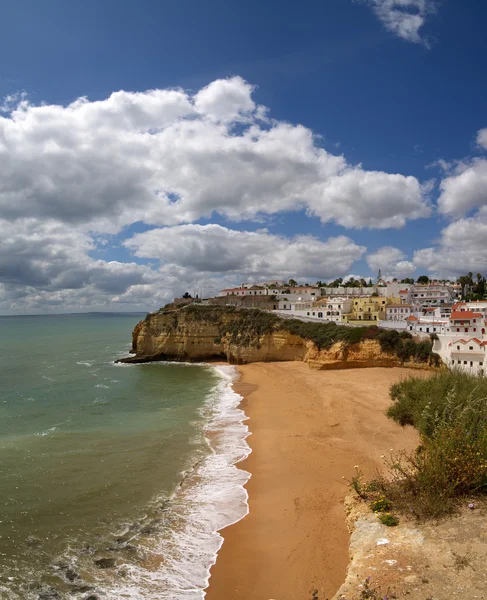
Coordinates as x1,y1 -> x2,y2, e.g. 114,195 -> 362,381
332,495 -> 487,599
120,306 -> 437,371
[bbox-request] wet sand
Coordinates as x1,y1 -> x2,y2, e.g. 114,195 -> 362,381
205,363 -> 423,600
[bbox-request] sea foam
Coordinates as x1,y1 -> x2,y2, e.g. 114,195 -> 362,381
95,364 -> 251,599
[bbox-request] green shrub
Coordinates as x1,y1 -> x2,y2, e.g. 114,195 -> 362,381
377,371 -> 487,518
379,513 -> 399,526
370,496 -> 392,512
377,329 -> 402,353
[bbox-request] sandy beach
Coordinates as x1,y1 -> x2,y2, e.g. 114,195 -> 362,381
206,363 -> 424,600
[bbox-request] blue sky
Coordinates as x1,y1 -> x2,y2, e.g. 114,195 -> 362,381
1,0 -> 487,312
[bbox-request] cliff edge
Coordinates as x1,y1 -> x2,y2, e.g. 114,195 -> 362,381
119,306 -> 438,371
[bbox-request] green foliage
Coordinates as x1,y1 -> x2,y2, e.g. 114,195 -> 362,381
377,371 -> 487,518
416,275 -> 430,284
377,330 -> 402,352
377,331 -> 432,364
378,513 -> 399,527
283,319 -> 372,351
370,497 -> 392,512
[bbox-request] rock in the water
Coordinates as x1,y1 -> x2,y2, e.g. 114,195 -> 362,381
94,557 -> 116,569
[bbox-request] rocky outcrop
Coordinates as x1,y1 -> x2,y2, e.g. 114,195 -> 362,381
333,495 -> 487,599
119,307 -> 434,370
124,308 -> 308,364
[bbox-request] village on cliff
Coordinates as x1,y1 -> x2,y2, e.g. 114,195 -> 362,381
172,274 -> 487,376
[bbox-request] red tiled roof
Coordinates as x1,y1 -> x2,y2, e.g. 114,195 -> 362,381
450,311 -> 482,320
452,302 -> 466,310
406,316 -> 418,321
449,338 -> 486,347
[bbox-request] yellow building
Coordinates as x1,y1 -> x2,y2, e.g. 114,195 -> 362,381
342,296 -> 400,324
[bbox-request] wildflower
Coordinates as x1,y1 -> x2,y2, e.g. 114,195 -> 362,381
380,455 -> 385,459
468,503 -> 475,510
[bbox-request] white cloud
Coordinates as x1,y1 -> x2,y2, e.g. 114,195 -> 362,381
437,159 -> 487,217
0,76 -> 434,313
366,246 -> 416,278
0,219 -> 160,313
310,170 -> 430,229
0,77 -> 430,232
476,128 -> 487,150
124,224 -> 366,280
363,0 -> 438,46
413,209 -> 487,277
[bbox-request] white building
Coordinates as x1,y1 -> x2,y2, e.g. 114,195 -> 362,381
410,284 -> 456,307
405,315 -> 449,335
432,309 -> 487,375
319,286 -> 386,297
445,338 -> 487,375
386,304 -> 412,321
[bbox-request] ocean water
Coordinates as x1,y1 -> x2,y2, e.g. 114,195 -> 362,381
0,314 -> 250,600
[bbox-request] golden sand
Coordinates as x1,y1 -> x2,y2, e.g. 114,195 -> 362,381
205,363 -> 423,600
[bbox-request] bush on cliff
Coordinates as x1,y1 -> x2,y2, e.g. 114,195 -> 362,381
364,371 -> 487,518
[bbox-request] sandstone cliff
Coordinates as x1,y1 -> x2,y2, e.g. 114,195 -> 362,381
120,306 -> 436,371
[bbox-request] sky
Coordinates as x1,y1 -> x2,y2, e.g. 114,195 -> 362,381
1,0 -> 487,314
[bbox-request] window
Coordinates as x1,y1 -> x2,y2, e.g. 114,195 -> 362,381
469,347 -> 474,351
457,346 -> 460,351
471,361 -> 474,367
464,361 -> 468,365
458,360 -> 461,364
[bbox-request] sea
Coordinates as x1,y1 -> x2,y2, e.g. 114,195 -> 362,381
0,313 -> 250,600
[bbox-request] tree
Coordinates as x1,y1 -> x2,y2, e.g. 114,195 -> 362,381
329,278 -> 343,287
416,275 -> 430,284
182,292 -> 192,298
288,279 -> 297,287
401,278 -> 414,284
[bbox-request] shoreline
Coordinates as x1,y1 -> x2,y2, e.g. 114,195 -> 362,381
205,362 -> 423,600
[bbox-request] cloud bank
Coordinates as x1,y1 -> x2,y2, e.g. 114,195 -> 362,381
0,76 -> 434,312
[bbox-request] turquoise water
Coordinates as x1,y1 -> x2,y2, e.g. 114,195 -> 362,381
0,314 -> 250,600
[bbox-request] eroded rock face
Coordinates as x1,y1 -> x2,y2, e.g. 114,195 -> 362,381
127,309 -> 307,364
120,308 -> 433,370
333,495 -> 487,600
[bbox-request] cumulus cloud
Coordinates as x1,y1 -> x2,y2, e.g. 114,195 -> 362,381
366,246 -> 416,279
0,76 -> 433,312
476,128 -> 487,150
0,219 -> 160,313
412,209 -> 487,277
124,224 -> 366,280
0,76 -> 430,232
363,0 -> 438,46
437,158 -> 487,217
